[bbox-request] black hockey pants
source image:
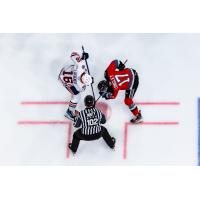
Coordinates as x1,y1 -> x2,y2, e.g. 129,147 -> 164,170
70,126 -> 114,153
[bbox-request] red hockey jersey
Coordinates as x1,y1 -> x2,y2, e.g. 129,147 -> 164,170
105,60 -> 136,99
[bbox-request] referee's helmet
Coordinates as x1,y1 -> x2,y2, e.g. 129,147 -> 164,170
84,95 -> 95,108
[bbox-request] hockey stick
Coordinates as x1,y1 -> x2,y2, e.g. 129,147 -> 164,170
95,94 -> 102,104
95,91 -> 108,104
82,46 -> 96,101
123,59 -> 128,65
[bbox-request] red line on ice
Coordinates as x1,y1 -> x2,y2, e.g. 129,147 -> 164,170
132,122 -> 179,125
123,121 -> 179,160
123,122 -> 128,160
18,121 -> 68,125
135,102 -> 180,105
21,101 -> 69,105
20,101 -> 180,106
66,122 -> 72,158
19,100 -> 181,160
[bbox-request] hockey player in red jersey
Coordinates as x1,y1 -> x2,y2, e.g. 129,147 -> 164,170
97,60 -> 142,123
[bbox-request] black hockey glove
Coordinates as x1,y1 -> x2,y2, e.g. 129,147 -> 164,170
81,52 -> 89,60
100,91 -> 112,100
99,91 -> 107,98
104,92 -> 113,99
118,60 -> 125,71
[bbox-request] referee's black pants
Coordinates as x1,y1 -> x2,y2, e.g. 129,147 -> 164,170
70,126 -> 114,153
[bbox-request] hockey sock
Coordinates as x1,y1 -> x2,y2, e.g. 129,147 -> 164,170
129,104 -> 139,116
132,106 -> 139,116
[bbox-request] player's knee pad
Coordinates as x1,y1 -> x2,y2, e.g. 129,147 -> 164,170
124,98 -> 133,106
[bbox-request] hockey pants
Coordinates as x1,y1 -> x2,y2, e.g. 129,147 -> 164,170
70,126 -> 114,152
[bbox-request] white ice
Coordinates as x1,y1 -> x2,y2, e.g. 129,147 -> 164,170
0,33 -> 199,165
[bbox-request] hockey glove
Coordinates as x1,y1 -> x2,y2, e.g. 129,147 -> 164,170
118,60 -> 125,71
100,91 -> 113,99
81,52 -> 89,60
99,91 -> 107,98
104,92 -> 113,99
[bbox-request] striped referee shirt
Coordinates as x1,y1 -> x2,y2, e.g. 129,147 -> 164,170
73,107 -> 106,135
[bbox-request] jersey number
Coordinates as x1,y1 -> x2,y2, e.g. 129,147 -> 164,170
115,74 -> 130,86
63,71 -> 73,84
87,118 -> 98,126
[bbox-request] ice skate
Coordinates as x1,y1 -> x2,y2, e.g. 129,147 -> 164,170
130,111 -> 143,124
64,109 -> 75,121
68,143 -> 76,155
65,108 -> 80,120
111,137 -> 116,149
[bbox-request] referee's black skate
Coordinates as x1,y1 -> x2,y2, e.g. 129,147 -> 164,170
130,111 -> 143,124
68,143 -> 76,155
111,137 -> 116,149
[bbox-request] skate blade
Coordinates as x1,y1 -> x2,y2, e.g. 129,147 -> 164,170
130,118 -> 143,124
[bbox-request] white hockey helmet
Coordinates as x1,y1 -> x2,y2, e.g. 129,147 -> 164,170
71,52 -> 81,62
81,73 -> 92,86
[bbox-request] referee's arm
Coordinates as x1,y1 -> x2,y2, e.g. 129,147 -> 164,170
100,112 -> 106,124
73,114 -> 82,128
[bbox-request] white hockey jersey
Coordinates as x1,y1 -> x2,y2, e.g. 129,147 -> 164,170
59,52 -> 88,93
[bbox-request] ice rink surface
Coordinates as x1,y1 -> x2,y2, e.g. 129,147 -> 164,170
0,33 -> 200,165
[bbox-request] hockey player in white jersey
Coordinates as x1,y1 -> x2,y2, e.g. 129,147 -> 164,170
58,51 -> 93,120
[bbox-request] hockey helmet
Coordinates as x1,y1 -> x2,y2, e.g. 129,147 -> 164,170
84,95 -> 95,107
71,52 -> 81,62
98,80 -> 108,92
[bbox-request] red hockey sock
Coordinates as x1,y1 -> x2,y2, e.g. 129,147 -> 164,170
132,106 -> 139,116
